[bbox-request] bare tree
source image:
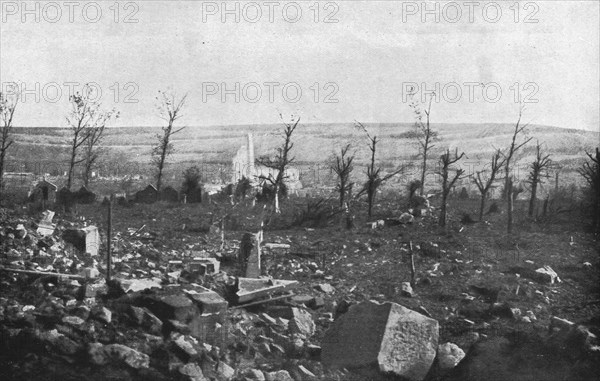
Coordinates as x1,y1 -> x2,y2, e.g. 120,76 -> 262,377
437,148 -> 465,227
81,111 -> 118,187
152,90 -> 187,193
256,115 -> 299,213
578,147 -> 600,232
0,91 -> 18,194
409,92 -> 438,195
66,89 -> 116,190
356,122 -> 404,217
527,141 -> 552,217
473,149 -> 506,221
503,107 -> 532,233
331,144 -> 354,208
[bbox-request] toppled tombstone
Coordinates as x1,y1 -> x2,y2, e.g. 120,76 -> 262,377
322,300 -> 439,381
437,342 -> 466,369
115,278 -> 162,293
263,243 -> 291,251
508,265 -> 561,284
235,277 -> 298,305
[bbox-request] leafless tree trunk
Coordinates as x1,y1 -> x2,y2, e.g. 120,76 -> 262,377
332,144 -> 354,209
257,115 -> 299,214
410,93 -> 437,195
474,149 -> 506,221
0,91 -> 18,195
579,148 -> 600,232
66,89 -> 117,190
356,122 -> 405,217
152,91 -> 187,193
438,148 -> 465,227
527,142 -> 552,217
82,110 -> 118,187
503,107 -> 532,233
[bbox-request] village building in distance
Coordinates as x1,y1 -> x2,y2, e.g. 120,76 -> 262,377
231,133 -> 302,192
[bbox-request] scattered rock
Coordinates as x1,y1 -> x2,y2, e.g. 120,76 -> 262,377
437,342 -> 466,369
92,306 -> 112,324
264,370 -> 293,381
178,362 -> 207,381
89,343 -> 150,369
216,361 -> 235,380
244,368 -> 265,380
289,308 -> 316,338
315,284 -> 335,294
322,300 -> 439,381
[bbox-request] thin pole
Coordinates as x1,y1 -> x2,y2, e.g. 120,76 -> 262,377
106,196 -> 112,282
409,241 -> 416,288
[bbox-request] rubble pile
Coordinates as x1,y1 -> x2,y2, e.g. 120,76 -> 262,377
1,207 -> 599,381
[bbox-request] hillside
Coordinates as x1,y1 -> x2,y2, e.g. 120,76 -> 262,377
5,123 -> 597,189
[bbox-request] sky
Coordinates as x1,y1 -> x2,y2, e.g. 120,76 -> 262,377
1,0 -> 599,131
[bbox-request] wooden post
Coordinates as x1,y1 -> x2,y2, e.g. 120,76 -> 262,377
409,241 -> 416,288
106,195 -> 112,282
220,218 -> 225,252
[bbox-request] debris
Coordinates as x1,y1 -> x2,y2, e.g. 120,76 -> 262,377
322,300 -> 439,381
535,266 -> 561,284
401,282 -> 414,297
399,212 -> 415,224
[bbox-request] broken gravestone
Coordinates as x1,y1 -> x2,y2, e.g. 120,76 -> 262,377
63,226 -> 100,256
36,210 -> 55,236
240,232 -> 262,278
322,300 -> 439,381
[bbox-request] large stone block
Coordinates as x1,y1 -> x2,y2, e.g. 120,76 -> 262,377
322,300 -> 439,381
